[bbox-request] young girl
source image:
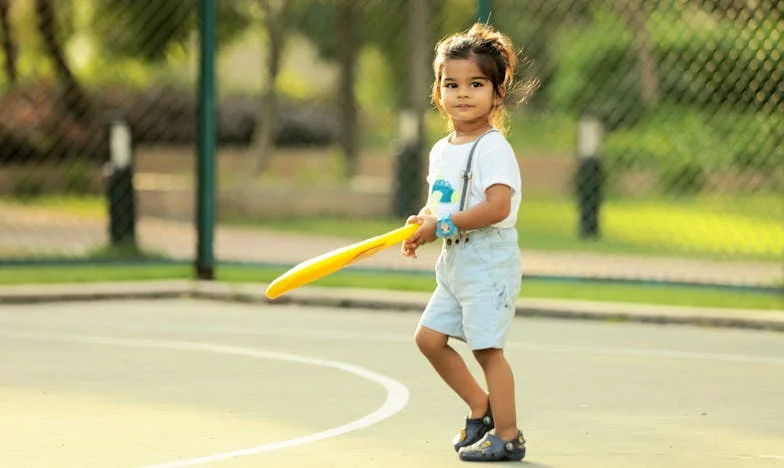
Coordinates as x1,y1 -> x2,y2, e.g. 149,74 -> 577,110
402,23 -> 537,462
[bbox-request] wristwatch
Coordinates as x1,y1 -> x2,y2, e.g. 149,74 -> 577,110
435,214 -> 458,238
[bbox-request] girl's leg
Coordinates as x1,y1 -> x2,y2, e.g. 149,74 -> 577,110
415,325 -> 488,417
473,348 -> 518,441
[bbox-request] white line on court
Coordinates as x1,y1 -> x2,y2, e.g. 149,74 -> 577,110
0,331 -> 410,467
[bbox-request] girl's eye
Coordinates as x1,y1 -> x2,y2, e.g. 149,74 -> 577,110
470,81 -> 483,88
444,83 -> 457,88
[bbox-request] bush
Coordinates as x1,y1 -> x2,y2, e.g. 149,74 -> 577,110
0,86 -> 107,165
549,8 -> 647,130
603,107 -> 781,194
549,6 -> 780,128
605,108 -> 781,169
659,161 -> 706,194
650,8 -> 780,111
63,161 -> 99,195
10,169 -> 46,199
102,86 -> 338,147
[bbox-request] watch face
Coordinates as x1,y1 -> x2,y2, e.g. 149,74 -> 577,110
438,222 -> 450,234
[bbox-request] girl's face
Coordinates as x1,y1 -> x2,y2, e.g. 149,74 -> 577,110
438,58 -> 499,129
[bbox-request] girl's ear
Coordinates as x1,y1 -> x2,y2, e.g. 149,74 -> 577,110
496,87 -> 506,103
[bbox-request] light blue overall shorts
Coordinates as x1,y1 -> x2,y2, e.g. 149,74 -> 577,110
418,131 -> 522,350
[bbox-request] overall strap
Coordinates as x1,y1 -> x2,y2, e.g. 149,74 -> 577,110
458,129 -> 498,211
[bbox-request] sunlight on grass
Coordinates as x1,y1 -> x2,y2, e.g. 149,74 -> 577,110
0,196 -> 105,220
520,196 -> 783,260
603,199 -> 784,257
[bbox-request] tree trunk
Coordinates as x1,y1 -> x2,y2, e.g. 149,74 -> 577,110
35,0 -> 91,122
0,0 -> 17,83
614,0 -> 660,106
250,0 -> 286,176
393,0 -> 428,216
336,0 -> 359,178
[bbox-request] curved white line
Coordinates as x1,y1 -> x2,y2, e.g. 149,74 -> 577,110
0,332 -> 409,467
31,323 -> 781,365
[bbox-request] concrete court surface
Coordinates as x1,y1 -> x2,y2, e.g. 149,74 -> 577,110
0,299 -> 782,468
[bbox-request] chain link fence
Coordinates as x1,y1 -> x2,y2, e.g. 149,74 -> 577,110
0,0 -> 781,288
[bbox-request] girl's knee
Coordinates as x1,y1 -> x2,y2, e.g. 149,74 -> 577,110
472,347 -> 504,369
414,326 -> 447,356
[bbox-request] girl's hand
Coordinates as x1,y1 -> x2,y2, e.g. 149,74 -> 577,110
401,240 -> 418,258
401,215 -> 423,257
413,215 -> 438,244
401,215 -> 437,258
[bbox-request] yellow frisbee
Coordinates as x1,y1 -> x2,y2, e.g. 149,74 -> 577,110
265,223 -> 419,299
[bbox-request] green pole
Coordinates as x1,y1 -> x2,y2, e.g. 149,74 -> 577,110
196,0 -> 216,280
476,0 -> 491,23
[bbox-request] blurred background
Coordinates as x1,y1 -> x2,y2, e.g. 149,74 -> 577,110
0,0 -> 781,291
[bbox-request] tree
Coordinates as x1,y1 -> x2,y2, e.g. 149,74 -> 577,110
95,0 -> 251,62
393,0 -> 429,216
613,0 -> 660,106
35,0 -> 91,122
250,0 -> 289,176
335,0 -> 360,177
0,0 -> 17,84
289,0 -> 408,177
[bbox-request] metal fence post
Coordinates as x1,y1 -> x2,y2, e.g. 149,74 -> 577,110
105,119 -> 136,247
576,113 -> 604,239
476,0 -> 491,23
196,0 -> 216,280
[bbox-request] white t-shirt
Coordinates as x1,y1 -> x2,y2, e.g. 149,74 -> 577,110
425,130 -> 522,229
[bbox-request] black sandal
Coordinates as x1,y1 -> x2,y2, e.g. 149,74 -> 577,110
452,403 -> 494,452
458,430 -> 526,462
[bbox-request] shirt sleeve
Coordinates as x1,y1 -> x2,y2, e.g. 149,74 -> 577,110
475,135 -> 521,195
425,138 -> 442,186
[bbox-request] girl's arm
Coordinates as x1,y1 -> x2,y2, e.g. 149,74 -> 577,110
449,183 -> 511,231
407,184 -> 512,245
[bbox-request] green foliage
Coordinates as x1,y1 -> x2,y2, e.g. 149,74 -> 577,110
9,169 -> 45,199
288,0 -> 337,58
649,7 -> 781,111
289,0 -> 410,108
549,7 -> 645,129
548,4 -> 782,129
63,161 -> 97,195
506,111 -> 576,154
93,0 -> 251,61
710,112 -> 784,173
659,161 -> 707,195
356,46 -> 396,112
93,0 -> 190,61
492,0 -> 593,109
604,107 -> 783,193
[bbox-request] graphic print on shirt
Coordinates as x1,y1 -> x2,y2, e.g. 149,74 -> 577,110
427,177 -> 459,211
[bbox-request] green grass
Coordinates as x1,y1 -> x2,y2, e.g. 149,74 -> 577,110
0,264 -> 191,284
0,195 -> 105,219
0,264 -> 781,311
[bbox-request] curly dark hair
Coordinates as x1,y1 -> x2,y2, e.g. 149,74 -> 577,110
431,23 -> 539,134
